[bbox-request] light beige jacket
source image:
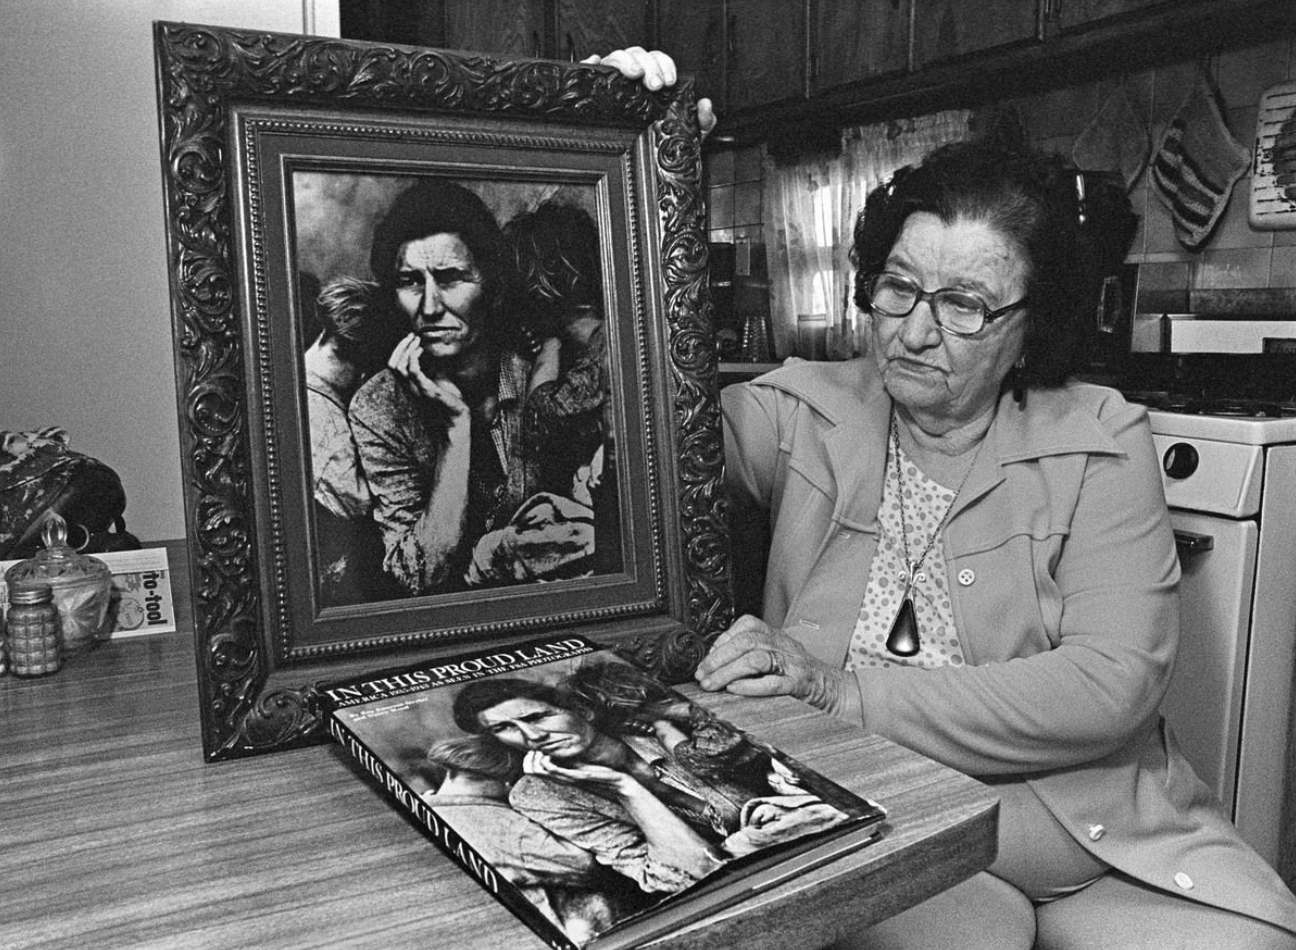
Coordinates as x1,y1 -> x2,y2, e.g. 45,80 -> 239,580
722,358 -> 1296,931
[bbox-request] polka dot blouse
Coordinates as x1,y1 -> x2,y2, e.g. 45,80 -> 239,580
846,436 -> 966,671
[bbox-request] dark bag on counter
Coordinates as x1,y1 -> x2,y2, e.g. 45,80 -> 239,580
0,427 -> 141,560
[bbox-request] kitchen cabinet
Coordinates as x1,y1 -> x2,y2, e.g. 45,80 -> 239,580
443,0 -> 544,56
911,0 -> 1039,69
810,0 -> 910,94
345,0 -> 651,61
656,0 -> 806,116
445,0 -> 651,61
1048,0 -> 1169,33
555,0 -> 653,62
656,0 -> 727,111
342,0 -> 1293,149
723,0 -> 808,112
715,0 -> 1291,144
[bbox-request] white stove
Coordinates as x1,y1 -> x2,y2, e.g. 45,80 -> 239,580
1140,403 -> 1296,871
1150,410 -> 1296,446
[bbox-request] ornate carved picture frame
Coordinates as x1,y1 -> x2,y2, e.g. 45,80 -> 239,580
153,23 -> 730,761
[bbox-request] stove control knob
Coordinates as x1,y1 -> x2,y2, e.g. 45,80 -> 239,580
1163,443 -> 1199,480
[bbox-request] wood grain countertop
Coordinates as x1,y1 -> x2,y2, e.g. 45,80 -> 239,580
0,542 -> 998,950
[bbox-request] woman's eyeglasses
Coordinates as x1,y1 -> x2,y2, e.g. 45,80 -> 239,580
864,272 -> 1029,337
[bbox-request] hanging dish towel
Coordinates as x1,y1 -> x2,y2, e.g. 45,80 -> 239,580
1151,69 -> 1251,249
1072,83 -> 1151,191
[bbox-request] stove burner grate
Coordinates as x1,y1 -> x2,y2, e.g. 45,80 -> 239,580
1122,391 -> 1296,419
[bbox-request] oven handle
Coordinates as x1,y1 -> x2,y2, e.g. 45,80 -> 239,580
1173,529 -> 1214,555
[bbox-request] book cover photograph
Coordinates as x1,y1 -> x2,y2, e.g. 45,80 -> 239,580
318,634 -> 887,950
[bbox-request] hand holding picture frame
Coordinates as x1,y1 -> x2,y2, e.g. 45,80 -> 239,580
153,23 -> 730,761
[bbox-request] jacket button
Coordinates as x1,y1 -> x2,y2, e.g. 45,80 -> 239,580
1087,824 -> 1105,841
957,568 -> 975,586
1174,872 -> 1194,890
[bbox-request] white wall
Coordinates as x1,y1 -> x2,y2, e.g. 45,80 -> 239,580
0,0 -> 339,543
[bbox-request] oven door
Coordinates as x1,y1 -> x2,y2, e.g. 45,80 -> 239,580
1158,509 -> 1258,819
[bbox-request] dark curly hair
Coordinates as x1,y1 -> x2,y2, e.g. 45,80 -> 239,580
369,177 -> 518,351
850,141 -> 1136,393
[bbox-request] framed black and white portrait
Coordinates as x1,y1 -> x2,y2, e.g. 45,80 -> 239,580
153,22 -> 729,760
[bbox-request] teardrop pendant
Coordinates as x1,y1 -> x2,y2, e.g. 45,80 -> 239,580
886,596 -> 921,657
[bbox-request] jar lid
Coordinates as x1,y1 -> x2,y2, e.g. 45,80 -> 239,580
9,583 -> 54,605
3,512 -> 112,592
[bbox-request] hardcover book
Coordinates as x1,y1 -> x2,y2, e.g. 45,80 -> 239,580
318,634 -> 886,950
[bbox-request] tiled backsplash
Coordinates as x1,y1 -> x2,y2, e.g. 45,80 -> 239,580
706,145 -> 765,246
706,29 -> 1296,322
1009,32 -> 1296,310
706,142 -> 773,343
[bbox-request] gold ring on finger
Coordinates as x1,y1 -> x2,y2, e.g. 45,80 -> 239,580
767,649 -> 784,677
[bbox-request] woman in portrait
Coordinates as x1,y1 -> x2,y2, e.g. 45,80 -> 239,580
348,178 -> 595,595
451,675 -> 727,896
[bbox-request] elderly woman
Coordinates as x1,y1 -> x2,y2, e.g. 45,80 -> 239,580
699,145 -> 1296,947
592,46 -> 1296,949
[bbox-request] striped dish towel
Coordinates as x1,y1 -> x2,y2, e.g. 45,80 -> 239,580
1151,70 -> 1251,250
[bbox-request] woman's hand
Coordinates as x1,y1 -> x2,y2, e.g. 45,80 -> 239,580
522,749 -> 635,793
695,614 -> 847,713
388,334 -> 469,420
583,48 -> 717,139
585,46 -> 675,89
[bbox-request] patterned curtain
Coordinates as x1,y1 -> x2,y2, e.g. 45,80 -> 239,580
762,110 -> 971,359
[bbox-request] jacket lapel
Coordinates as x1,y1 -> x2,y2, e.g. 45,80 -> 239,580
947,388 -> 1124,525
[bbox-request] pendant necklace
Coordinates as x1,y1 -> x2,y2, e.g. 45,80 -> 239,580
886,414 -> 979,658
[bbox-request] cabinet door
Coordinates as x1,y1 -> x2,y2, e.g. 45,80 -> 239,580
811,0 -> 910,94
911,0 -> 1037,68
657,0 -> 727,111
726,0 -> 808,112
555,0 -> 652,63
445,0 -> 545,57
1053,0 -> 1167,32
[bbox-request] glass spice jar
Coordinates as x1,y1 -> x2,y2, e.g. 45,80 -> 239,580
3,513 -> 113,655
6,583 -> 62,677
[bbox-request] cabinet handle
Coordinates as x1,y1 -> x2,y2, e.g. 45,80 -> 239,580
566,32 -> 576,62
532,30 -> 541,58
1173,530 -> 1214,555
